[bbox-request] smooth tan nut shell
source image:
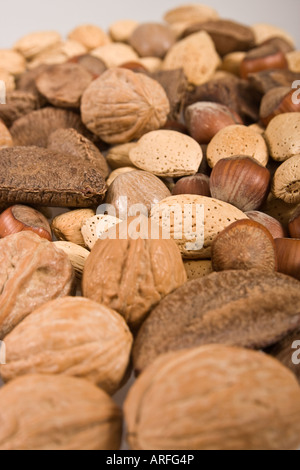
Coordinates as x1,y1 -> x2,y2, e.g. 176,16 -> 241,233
139,57 -> 162,73
82,226 -> 187,330
0,121 -> 13,149
184,259 -> 213,280
107,167 -> 136,186
51,209 -> 95,247
68,24 -> 110,51
221,52 -> 246,76
53,242 -> 90,279
125,345 -> 300,450
81,68 -> 170,144
81,214 -> 122,250
91,43 -> 139,68
14,31 -> 62,60
151,195 -> 248,259
164,4 -> 219,25
27,40 -> 87,69
207,125 -> 269,168
272,155 -> 300,204
0,374 -> 122,450
0,50 -> 26,75
265,113 -> 300,162
1,296 -> 132,395
129,130 -> 203,178
163,31 -> 221,86
251,23 -> 295,48
286,51 -> 300,73
109,20 -> 140,42
107,143 -> 138,170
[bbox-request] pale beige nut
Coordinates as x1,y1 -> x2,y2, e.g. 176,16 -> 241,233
261,193 -> 299,228
251,23 -> 295,48
68,24 -> 111,51
221,52 -> 246,76
27,40 -> 87,68
1,296 -> 132,395
0,69 -> 15,92
139,57 -> 163,73
248,123 -> 265,135
109,20 -> 140,42
81,68 -> 170,144
151,195 -> 248,259
207,125 -> 269,168
81,214 -> 122,250
125,345 -> 300,450
286,51 -> 300,72
265,113 -> 300,162
14,31 -> 62,60
0,374 -> 122,450
107,143 -> 138,170
0,50 -> 26,75
164,4 -> 219,25
272,155 -> 300,204
51,209 -> 95,246
129,130 -> 203,178
163,32 -> 221,86
53,242 -> 90,279
91,43 -> 138,68
107,167 -> 136,186
184,260 -> 213,280
0,121 -> 13,149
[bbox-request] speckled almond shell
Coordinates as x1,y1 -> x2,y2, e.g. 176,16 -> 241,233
129,130 -> 203,177
1,297 -> 132,394
265,113 -> 300,162
133,270 -> 300,374
207,124 -> 269,168
272,155 -> 300,204
81,214 -> 122,250
0,121 -> 13,149
150,195 -> 248,259
0,374 -> 122,450
51,209 -> 95,247
184,259 -> 213,281
126,345 -> 300,450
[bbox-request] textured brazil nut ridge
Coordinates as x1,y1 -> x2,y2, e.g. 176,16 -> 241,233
133,269 -> 300,373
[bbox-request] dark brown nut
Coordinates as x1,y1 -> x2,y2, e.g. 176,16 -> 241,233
240,45 -> 288,79
248,69 -> 300,94
129,23 -> 176,58
133,270 -> 300,374
0,205 -> 52,241
149,68 -> 188,120
126,345 -> 300,450
261,37 -> 295,54
105,170 -> 171,219
1,297 -> 132,394
0,231 -> 74,339
0,375 -> 122,450
272,155 -> 300,203
172,174 -> 211,197
185,102 -> 243,144
10,107 -> 92,147
35,63 -> 93,108
211,220 -> 277,272
261,193 -> 299,229
289,206 -> 300,238
120,61 -> 148,73
183,19 -> 255,56
267,329 -> 300,384
81,68 -> 170,144
260,87 -> 300,126
246,211 -> 286,239
275,238 -> 300,281
47,128 -> 109,179
210,157 -> 271,211
68,54 -> 107,76
0,91 -> 39,128
82,219 -> 187,331
0,146 -> 106,208
162,120 -> 188,134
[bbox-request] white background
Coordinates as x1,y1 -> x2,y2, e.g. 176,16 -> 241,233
0,0 -> 299,49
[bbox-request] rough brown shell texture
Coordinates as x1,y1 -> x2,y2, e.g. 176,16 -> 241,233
267,329 -> 300,384
82,228 -> 187,330
133,270 -> 300,373
0,90 -> 39,128
81,68 -> 170,144
1,297 -> 132,394
0,146 -> 107,208
125,345 -> 300,450
0,232 -> 74,339
0,374 -> 122,450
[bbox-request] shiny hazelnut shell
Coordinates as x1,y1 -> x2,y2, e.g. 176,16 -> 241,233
240,45 -> 288,79
0,205 -> 52,241
172,174 -> 211,197
275,238 -> 300,281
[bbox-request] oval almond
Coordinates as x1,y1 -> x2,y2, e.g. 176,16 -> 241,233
265,113 -> 300,162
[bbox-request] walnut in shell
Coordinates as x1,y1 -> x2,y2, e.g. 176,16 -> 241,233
0,374 -> 122,450
81,68 -> 170,144
125,345 -> 300,450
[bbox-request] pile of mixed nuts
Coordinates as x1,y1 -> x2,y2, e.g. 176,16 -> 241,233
0,3 -> 300,451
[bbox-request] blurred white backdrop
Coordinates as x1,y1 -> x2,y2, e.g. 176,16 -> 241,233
0,0 -> 299,48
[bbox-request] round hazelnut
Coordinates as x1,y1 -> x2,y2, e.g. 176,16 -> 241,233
172,174 -> 211,197
240,44 -> 288,79
275,238 -> 300,281
0,205 -> 52,241
260,87 -> 300,126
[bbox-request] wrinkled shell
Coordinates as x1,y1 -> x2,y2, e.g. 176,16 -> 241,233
81,214 -> 122,250
82,229 -> 187,330
53,242 -> 90,279
0,50 -> 26,75
0,90 -> 39,128
151,195 -> 248,259
129,130 -> 203,177
184,259 -> 213,280
126,345 -> 300,450
14,31 -> 62,60
272,155 -> 300,204
133,270 -> 300,374
207,125 -> 269,168
51,209 -> 95,247
109,20 -> 140,42
107,143 -> 137,170
91,43 -> 138,68
1,297 -> 132,394
0,232 -> 74,339
81,68 -> 170,144
0,374 -> 122,450
265,113 -> 300,162
163,32 -> 221,86
68,24 -> 111,51
0,121 -> 13,149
